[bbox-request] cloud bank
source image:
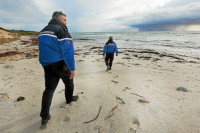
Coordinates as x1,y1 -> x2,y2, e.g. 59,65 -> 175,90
0,0 -> 199,32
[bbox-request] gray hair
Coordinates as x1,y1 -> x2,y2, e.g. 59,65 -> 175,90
52,11 -> 66,19
109,36 -> 113,40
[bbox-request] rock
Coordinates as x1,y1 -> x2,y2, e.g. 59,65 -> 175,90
176,87 -> 188,92
17,96 -> 25,101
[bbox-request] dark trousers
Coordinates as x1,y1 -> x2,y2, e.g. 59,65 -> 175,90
105,52 -> 114,68
40,60 -> 74,119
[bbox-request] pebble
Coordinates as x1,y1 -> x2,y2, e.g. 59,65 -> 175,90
176,87 -> 188,92
17,96 -> 25,101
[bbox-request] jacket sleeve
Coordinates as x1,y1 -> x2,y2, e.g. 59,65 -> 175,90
59,38 -> 75,71
103,45 -> 107,56
115,45 -> 118,56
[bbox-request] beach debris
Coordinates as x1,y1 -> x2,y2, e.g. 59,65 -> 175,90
138,98 -> 150,103
77,92 -> 84,94
89,46 -> 103,50
176,87 -> 188,92
111,80 -> 118,83
116,62 -> 125,66
130,92 -> 145,98
17,96 -> 25,101
122,57 -> 132,60
116,96 -> 125,104
152,58 -> 161,62
84,105 -> 102,123
189,61 -> 198,64
77,59 -> 84,62
96,126 -> 102,133
1,93 -> 9,99
138,56 -> 151,60
105,104 -> 118,120
83,52 -> 90,55
133,63 -> 141,66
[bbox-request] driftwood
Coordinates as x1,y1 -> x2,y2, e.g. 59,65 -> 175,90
105,104 -> 118,120
130,92 -> 145,98
84,106 -> 102,123
96,126 -> 102,133
139,98 -> 150,103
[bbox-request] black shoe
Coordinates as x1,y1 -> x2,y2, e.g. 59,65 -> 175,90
109,67 -> 111,70
41,115 -> 51,128
66,95 -> 79,104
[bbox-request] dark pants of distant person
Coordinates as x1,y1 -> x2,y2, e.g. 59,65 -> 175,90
105,52 -> 114,68
40,60 -> 74,119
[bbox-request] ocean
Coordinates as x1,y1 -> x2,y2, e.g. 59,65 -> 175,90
71,31 -> 200,55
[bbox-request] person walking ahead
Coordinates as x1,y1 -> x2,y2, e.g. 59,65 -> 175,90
38,11 -> 79,127
103,36 -> 118,71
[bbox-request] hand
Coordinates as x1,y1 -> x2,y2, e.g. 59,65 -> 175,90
70,71 -> 75,79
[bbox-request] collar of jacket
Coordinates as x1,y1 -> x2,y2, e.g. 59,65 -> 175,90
48,19 -> 68,31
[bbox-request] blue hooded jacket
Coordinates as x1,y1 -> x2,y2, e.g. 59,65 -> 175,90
38,19 -> 75,71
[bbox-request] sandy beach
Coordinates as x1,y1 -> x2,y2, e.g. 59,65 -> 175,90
0,36 -> 200,133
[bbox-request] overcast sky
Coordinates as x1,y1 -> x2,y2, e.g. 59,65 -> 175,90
0,0 -> 200,32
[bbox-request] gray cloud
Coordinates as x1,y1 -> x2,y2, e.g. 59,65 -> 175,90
129,2 -> 200,31
0,0 -> 200,32
0,0 -> 49,31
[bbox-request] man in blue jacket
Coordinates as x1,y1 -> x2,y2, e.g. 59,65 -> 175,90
38,11 -> 78,127
103,36 -> 118,71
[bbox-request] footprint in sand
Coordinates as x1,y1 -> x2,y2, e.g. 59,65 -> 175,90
113,75 -> 119,78
111,80 -> 118,83
116,96 -> 125,104
129,117 -> 140,133
123,87 -> 131,91
64,116 -> 71,122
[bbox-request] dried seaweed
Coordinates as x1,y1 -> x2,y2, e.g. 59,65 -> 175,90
105,104 -> 118,120
84,106 -> 102,123
130,92 -> 145,98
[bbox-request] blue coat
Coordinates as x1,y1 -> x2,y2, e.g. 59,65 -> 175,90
38,19 -> 75,71
103,43 -> 118,56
